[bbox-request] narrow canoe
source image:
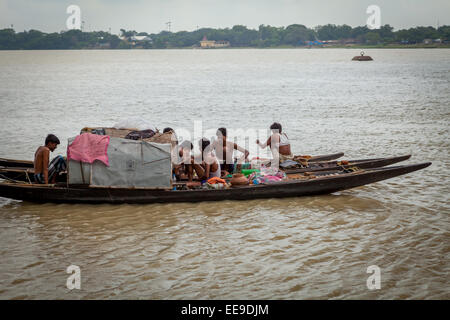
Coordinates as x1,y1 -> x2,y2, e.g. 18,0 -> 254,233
0,152 -> 344,169
0,155 -> 409,183
307,152 -> 344,162
0,162 -> 431,204
284,155 -> 411,174
0,167 -> 36,183
0,158 -> 33,168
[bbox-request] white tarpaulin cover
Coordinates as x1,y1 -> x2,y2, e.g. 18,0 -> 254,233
68,136 -> 172,188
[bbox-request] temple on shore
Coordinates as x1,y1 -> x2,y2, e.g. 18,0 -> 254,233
200,36 -> 230,48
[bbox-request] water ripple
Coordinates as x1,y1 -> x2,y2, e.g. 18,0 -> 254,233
0,49 -> 449,299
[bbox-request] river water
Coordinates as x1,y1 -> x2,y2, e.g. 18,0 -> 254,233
0,49 -> 448,299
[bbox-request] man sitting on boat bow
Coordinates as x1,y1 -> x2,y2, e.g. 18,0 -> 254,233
34,134 -> 66,184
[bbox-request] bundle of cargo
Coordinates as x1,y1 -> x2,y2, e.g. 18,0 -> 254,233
67,134 -> 172,189
80,127 -> 177,147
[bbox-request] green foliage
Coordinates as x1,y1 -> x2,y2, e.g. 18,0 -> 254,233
283,24 -> 314,45
257,25 -> 283,47
120,29 -> 137,38
365,32 -> 382,45
316,24 -> 352,40
0,24 -> 449,50
0,28 -> 123,49
394,26 -> 439,43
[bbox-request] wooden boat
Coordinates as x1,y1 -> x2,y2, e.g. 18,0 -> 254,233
0,155 -> 409,183
0,157 -> 33,168
0,167 -> 36,183
0,152 -> 345,169
307,152 -> 344,162
284,155 -> 411,174
0,152 -> 346,183
0,162 -> 431,204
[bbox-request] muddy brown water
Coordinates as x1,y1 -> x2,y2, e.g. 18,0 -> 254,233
0,49 -> 448,299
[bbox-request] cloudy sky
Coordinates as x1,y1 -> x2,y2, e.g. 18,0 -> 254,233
1,0 -> 449,34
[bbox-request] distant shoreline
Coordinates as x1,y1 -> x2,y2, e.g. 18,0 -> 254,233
2,24 -> 449,50
1,45 -> 449,51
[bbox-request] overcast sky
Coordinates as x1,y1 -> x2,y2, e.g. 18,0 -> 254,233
1,0 -> 449,34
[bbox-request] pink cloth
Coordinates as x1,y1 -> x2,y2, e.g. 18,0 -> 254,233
67,133 -> 110,166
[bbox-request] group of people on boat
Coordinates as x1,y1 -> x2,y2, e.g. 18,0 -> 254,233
33,122 -> 292,184
166,122 -> 292,182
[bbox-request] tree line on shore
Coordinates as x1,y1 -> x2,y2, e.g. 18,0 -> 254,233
0,24 -> 449,50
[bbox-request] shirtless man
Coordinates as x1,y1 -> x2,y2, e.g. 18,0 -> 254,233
172,140 -> 194,181
190,138 -> 221,181
163,127 -> 179,147
34,134 -> 67,184
212,127 -> 249,175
